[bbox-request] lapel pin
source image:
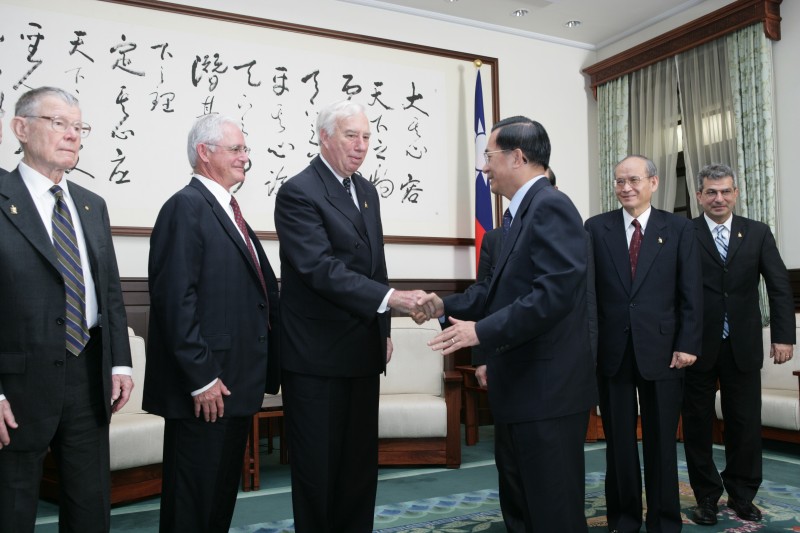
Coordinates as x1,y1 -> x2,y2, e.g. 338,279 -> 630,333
658,237 -> 663,244
737,232 -> 742,238
364,201 -> 368,209
10,205 -> 18,215
84,205 -> 90,211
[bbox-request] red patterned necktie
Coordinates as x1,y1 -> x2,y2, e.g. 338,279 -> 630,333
629,218 -> 643,279
229,196 -> 267,297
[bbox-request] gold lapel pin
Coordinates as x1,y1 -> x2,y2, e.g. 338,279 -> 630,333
10,205 -> 18,215
364,201 -> 368,209
658,237 -> 663,244
84,205 -> 90,211
738,232 -> 742,238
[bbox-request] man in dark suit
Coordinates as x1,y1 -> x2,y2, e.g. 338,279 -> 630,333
682,163 -> 795,526
274,100 -> 424,533
145,113 -> 280,533
0,86 -> 132,532
419,117 -> 597,532
585,155 -> 702,533
471,166 -> 561,387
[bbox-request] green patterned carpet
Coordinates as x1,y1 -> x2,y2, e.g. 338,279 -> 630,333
233,461 -> 800,533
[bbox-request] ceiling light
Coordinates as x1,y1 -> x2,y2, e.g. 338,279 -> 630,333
511,9 -> 528,17
564,20 -> 582,28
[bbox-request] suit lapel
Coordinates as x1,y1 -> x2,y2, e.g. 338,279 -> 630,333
602,210 -> 632,294
0,170 -> 61,274
630,209 -> 667,296
694,216 -> 722,265
190,179 -> 263,288
727,215 -> 745,263
351,174 -> 382,273
486,179 -> 547,299
70,182 -> 102,278
313,157 -> 370,243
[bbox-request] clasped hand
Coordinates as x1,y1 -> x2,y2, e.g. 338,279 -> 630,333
388,290 -> 444,324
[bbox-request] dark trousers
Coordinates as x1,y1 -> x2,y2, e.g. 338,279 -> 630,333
682,338 -> 762,504
283,370 -> 380,533
159,415 -> 250,533
599,342 -> 683,533
495,411 -> 589,533
0,334 -> 110,533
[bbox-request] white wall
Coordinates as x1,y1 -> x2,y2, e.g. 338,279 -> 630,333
105,0 -> 594,280
590,0 -> 800,268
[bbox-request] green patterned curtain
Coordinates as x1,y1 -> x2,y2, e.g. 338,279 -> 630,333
597,76 -> 629,213
727,24 -> 778,325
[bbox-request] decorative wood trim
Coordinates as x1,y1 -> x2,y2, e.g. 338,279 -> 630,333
112,227 -> 476,246
583,0 -> 782,98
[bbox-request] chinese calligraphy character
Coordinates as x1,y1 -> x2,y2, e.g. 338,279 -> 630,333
110,34 -> 145,77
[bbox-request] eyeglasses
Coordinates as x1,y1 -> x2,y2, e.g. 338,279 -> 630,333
701,188 -> 735,199
483,149 -> 510,163
613,176 -> 650,188
24,115 -> 92,138
206,144 -> 251,155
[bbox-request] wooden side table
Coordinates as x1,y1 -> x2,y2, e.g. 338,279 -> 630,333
241,395 -> 287,492
456,365 -> 488,446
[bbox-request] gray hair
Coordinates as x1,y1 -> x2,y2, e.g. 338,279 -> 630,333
697,163 -> 737,190
316,100 -> 367,138
187,113 -> 241,168
615,155 -> 658,178
15,87 -> 79,117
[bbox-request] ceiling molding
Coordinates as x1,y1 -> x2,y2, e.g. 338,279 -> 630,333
582,0 -> 782,98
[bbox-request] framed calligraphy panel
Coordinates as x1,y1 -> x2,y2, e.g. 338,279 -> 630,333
0,0 -> 499,244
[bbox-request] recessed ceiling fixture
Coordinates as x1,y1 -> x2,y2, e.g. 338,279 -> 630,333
564,20 -> 582,28
511,9 -> 528,17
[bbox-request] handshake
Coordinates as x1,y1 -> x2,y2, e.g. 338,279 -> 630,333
388,290 -> 444,325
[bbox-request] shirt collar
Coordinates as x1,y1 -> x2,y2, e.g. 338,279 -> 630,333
193,173 -> 232,208
508,175 -> 546,219
622,205 -> 652,231
704,213 -> 732,233
18,161 -> 69,200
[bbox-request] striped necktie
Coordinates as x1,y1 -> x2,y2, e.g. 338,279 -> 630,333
714,225 -> 730,338
50,185 -> 91,356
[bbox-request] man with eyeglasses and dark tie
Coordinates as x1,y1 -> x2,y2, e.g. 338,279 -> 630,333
0,86 -> 133,532
682,163 -> 795,526
145,113 -> 281,532
585,155 -> 702,533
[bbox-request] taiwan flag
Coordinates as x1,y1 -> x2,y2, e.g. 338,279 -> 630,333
474,70 -> 492,273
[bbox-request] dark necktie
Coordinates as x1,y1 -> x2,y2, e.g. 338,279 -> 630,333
629,219 -> 643,279
50,185 -> 91,356
342,176 -> 352,197
502,208 -> 512,241
230,196 -> 267,297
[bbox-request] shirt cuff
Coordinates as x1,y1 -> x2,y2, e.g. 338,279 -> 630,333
191,378 -> 218,397
378,288 -> 394,313
111,366 -> 133,376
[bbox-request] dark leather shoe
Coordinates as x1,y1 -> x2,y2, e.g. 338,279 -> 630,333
727,499 -> 762,521
692,497 -> 718,525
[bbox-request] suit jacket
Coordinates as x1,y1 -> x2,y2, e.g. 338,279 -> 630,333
444,179 -> 597,424
585,208 -> 702,381
477,227 -> 503,282
143,178 -> 280,419
274,156 -> 390,377
0,167 -> 8,176
693,214 -> 795,372
0,169 -> 131,450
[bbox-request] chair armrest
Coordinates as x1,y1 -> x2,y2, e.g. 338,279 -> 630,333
443,369 -> 462,383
